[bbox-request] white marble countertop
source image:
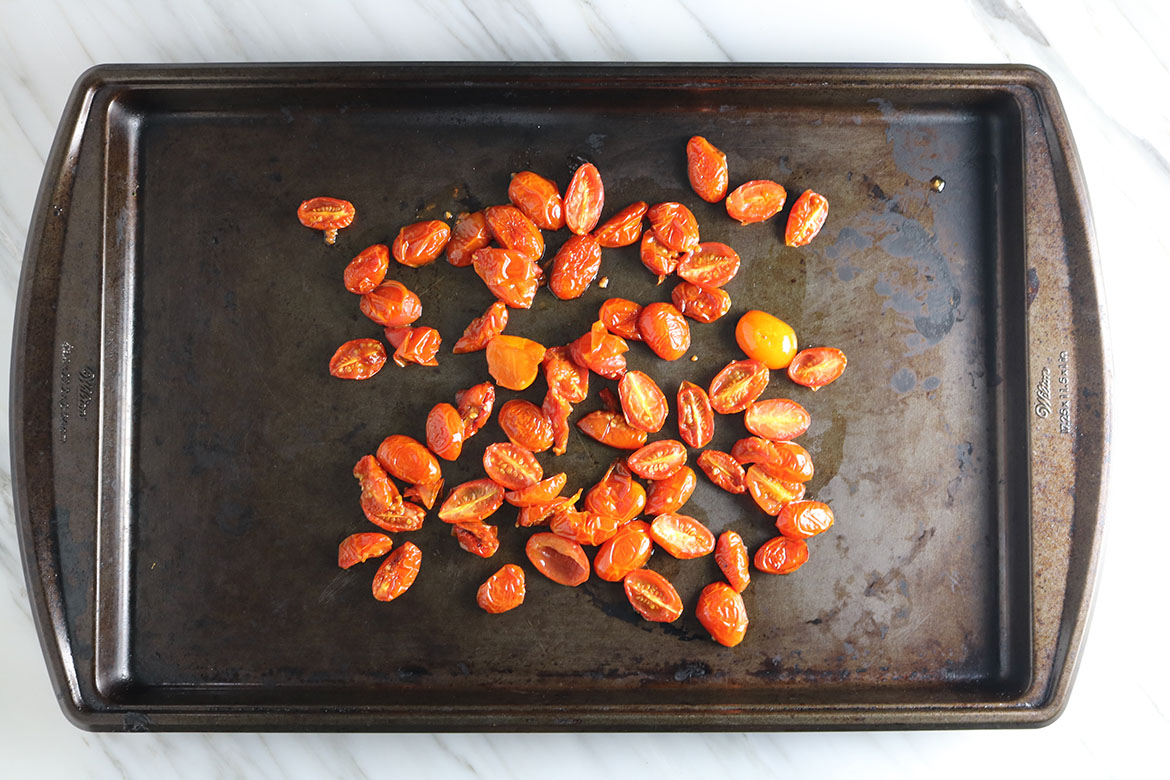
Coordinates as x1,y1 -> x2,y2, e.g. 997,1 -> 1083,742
2,0 -> 1167,776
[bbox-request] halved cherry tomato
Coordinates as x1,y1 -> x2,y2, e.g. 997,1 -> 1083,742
754,536 -> 809,574
360,281 -> 422,327
576,410 -> 648,450
776,500 -> 834,539
784,190 -> 828,247
477,563 -> 526,613
598,387 -> 622,414
329,338 -> 387,380
584,461 -> 646,522
644,465 -> 696,516
344,244 -> 389,294
619,371 -> 668,433
599,298 -> 643,341
453,301 -> 508,354
485,334 -> 547,391
425,402 -> 465,461
725,180 -> 786,225
594,520 -> 653,581
696,450 -> 747,494
650,512 -> 715,559
744,398 -> 811,441
594,201 -> 647,248
735,310 -> 798,370
376,435 -> 441,486
498,399 -> 555,452
550,509 -> 621,546
447,211 -> 492,267
392,220 -> 450,267
403,478 -> 443,511
637,302 -> 690,361
456,381 -> 495,437
677,381 -> 715,448
745,463 -> 806,515
564,162 -> 604,235
362,497 -> 426,533
526,532 -> 590,586
542,390 -> 573,456
687,136 -> 728,203
647,202 -> 699,252
765,440 -> 814,482
372,541 -> 422,602
568,320 -> 629,379
627,440 -> 688,481
640,231 -> 683,282
624,569 -> 684,622
438,478 -> 505,524
505,472 -> 567,507
672,281 -> 731,324
297,196 -> 354,244
787,347 -> 847,390
517,489 -> 581,527
384,325 -> 441,367
485,204 -> 544,261
715,531 -> 751,592
452,521 -> 500,558
483,442 -> 542,490
550,233 -> 602,300
730,436 -> 780,466
508,171 -> 564,231
677,242 -> 740,288
708,359 -> 769,414
353,455 -> 402,515
472,248 -> 540,309
542,346 -> 589,403
696,581 -> 748,646
338,532 -> 393,569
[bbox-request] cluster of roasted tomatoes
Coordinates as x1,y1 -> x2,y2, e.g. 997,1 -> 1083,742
302,135 -> 845,647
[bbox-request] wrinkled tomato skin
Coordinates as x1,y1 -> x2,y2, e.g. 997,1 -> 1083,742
687,136 -> 729,203
730,436 -> 780,466
644,466 -> 697,516
715,531 -> 751,592
677,242 -> 741,288
564,162 -> 605,235
385,326 -> 441,367
677,381 -> 715,449
376,435 -> 442,486
599,298 -> 644,341
483,442 -> 543,490
583,462 -> 646,522
344,244 -> 390,294
485,204 -> 544,261
452,521 -> 500,558
785,190 -> 829,247
696,582 -> 748,647
297,196 -> 355,244
456,381 -> 496,437
744,398 -> 811,441
477,564 -> 527,613
568,321 -> 629,380
787,347 -> 848,390
403,478 -> 443,511
594,520 -> 654,581
594,201 -> 647,248
649,512 -> 715,559
708,359 -> 770,414
508,171 -> 564,231
647,202 -> 700,253
550,510 -> 622,546
505,472 -> 567,507
672,281 -> 731,324
472,248 -> 540,309
438,478 -> 505,524
542,390 -> 573,456
736,310 -> 798,370
550,233 -> 603,300
453,301 -> 509,354
485,334 -> 547,391
426,402 -> 465,461
619,370 -> 669,433
637,302 -> 691,361
371,542 -> 422,602
526,532 -> 591,586
627,440 -> 688,481
576,410 -> 648,450
392,220 -> 450,267
360,281 -> 423,328
624,569 -> 684,623
542,346 -> 589,403
696,450 -> 747,494
755,536 -> 809,574
725,180 -> 787,225
764,440 -> 815,482
329,338 -> 387,380
517,489 -> 581,527
745,463 -> 806,515
640,231 -> 683,281
776,500 -> 835,539
498,399 -> 555,452
338,533 -> 393,569
447,211 -> 492,267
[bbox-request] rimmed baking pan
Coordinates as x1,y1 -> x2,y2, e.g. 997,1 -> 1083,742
11,64 -> 1107,730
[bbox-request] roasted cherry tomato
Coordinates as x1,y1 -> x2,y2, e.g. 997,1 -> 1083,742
735,310 -> 798,370
594,201 -> 647,248
360,281 -> 422,328
338,533 -> 394,569
452,520 -> 500,558
624,569 -> 684,623
725,180 -> 786,225
542,390 -> 573,456
526,532 -> 590,586
784,190 -> 829,247
672,281 -> 731,324
453,301 -> 508,354
627,440 -> 688,481
677,380 -> 715,449
639,231 -> 684,282
745,463 -> 806,515
447,211 -> 492,267
618,370 -> 668,433
483,441 -> 543,490
550,233 -> 603,300
505,472 -> 567,507
392,220 -> 450,267
754,536 -> 809,575
426,402 -> 465,461
384,325 -> 441,367
787,347 -> 847,390
371,541 -> 422,602
594,520 -> 654,581
650,512 -> 715,559
485,204 -> 544,261
376,434 -> 441,486
744,398 -> 811,441
542,346 -> 589,403
344,244 -> 390,294
568,320 -> 629,380
485,334 -> 547,391
696,450 -> 747,494
456,381 -> 496,437
584,461 -> 646,522
696,581 -> 748,647
297,196 -> 354,244
686,136 -> 729,203
564,162 -> 604,235
362,497 -> 426,533
329,338 -> 387,380
776,500 -> 834,539
438,478 -> 505,524
677,242 -> 740,288
644,465 -> 696,516
472,248 -> 540,309
517,489 -> 581,527
637,302 -> 690,361
708,359 -> 769,414
730,436 -> 780,466
403,478 -> 443,511
715,531 -> 751,592
576,410 -> 648,450
477,564 -> 526,613
508,171 -> 565,231
498,399 -> 555,453
599,298 -> 644,341
647,202 -> 699,253
550,509 -> 621,546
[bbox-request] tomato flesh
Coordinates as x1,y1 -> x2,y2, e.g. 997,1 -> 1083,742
371,542 -> 422,602
627,440 -> 688,481
483,442 -> 543,490
744,398 -> 811,441
618,370 -> 668,433
708,359 -> 769,414
787,347 -> 847,390
624,569 -> 684,622
338,533 -> 393,569
438,478 -> 505,524
650,513 -> 715,559
526,532 -> 590,586
677,381 -> 715,448
644,466 -> 696,515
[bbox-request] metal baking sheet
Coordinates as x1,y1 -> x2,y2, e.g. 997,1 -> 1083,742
11,64 -> 1108,730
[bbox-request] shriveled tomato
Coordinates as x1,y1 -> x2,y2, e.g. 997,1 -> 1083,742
594,201 -> 647,248
363,497 -> 426,533
477,564 -> 526,613
754,536 -> 809,574
353,455 -> 404,522
425,402 -> 465,461
696,450 -> 747,494
686,136 -> 728,203
508,171 -> 564,231
768,441 -> 815,484
452,521 -> 500,558
677,242 -> 740,288
456,381 -> 496,437
647,202 -> 699,253
568,320 -> 629,379
576,410 -> 648,450
392,220 -> 450,267
550,233 -> 603,300
715,531 -> 751,592
526,532 -> 590,586
637,302 -> 690,361
403,478 -> 443,511
644,465 -> 696,515
598,387 -> 622,413
360,281 -> 422,327
639,231 -> 684,282
677,381 -> 715,449
297,196 -> 354,244
438,478 -> 505,524
730,436 -> 780,466
453,300 -> 508,354
505,472 -> 567,507
624,569 -> 684,623
542,346 -> 589,403
564,162 -> 604,235
650,512 -> 715,559
376,435 -> 441,486
329,338 -> 387,380
371,541 -> 422,602
344,244 -> 389,294
735,310 -> 798,370
497,399 -> 555,452
482,441 -> 542,490
338,532 -> 393,569
384,325 -> 441,367
472,248 -> 540,309
708,359 -> 769,414
447,211 -> 492,267
672,281 -> 731,324
619,371 -> 668,433
542,390 -> 573,456
599,298 -> 643,341
594,520 -> 653,581
485,204 -> 544,261
787,347 -> 847,390
550,509 -> 621,546
725,180 -> 787,225
744,398 -> 811,441
696,581 -> 748,647
776,500 -> 834,539
745,463 -> 806,515
627,440 -> 688,481
485,334 -> 547,391
517,489 -> 581,527
584,461 -> 646,522
784,190 -> 828,247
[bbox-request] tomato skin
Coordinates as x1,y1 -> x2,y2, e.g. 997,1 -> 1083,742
526,532 -> 590,586
649,512 -> 715,559
568,321 -> 629,380
637,302 -> 691,361
542,390 -> 573,456
647,202 -> 700,253
599,298 -> 643,341
696,581 -> 748,647
735,310 -> 798,370
745,463 -> 806,515
453,301 -> 509,354
715,531 -> 751,592
542,346 -> 589,403
497,399 -> 555,453
619,370 -> 669,433
482,442 -> 543,490
640,231 -> 684,281
447,211 -> 492,267
594,201 -> 647,248
517,489 -> 581,527
426,402 -> 465,461
344,244 -> 390,294
677,381 -> 715,449
477,564 -> 526,613
485,334 -> 547,391
787,347 -> 847,390
452,520 -> 500,558
297,196 -> 355,244
725,180 -> 787,225
577,410 -> 648,450
584,461 -> 646,522
329,338 -> 387,380
754,536 -> 809,574
687,136 -> 729,203
505,472 -> 567,507
730,436 -> 780,466
624,569 -> 684,622
338,532 -> 393,569
677,242 -> 741,288
744,398 -> 811,441
644,466 -> 696,515
550,509 -> 622,546
472,247 -> 541,309
594,520 -> 654,581
627,440 -> 688,481
696,450 -> 747,494
456,381 -> 495,437
360,281 -> 423,328
672,281 -> 731,324
485,204 -> 545,261
765,440 -> 814,482
403,478 -> 443,511
438,478 -> 505,524
508,171 -> 565,231
392,220 -> 451,267
371,542 -> 422,602
776,500 -> 834,539
564,162 -> 605,235
550,233 -> 603,300
708,359 -> 769,414
784,190 -> 829,247
362,497 -> 426,533
376,435 -> 441,486
385,326 -> 441,367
